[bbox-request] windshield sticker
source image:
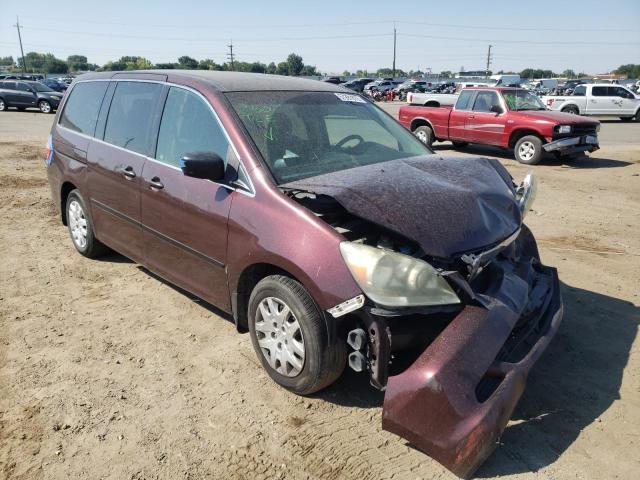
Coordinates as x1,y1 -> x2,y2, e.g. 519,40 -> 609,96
334,93 -> 367,103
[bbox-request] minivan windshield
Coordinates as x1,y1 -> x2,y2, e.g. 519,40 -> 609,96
226,91 -> 431,184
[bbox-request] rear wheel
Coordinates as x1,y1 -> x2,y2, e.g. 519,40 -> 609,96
65,190 -> 109,258
620,117 -> 633,122
413,125 -> 434,147
248,275 -> 346,395
514,135 -> 543,165
562,105 -> 579,115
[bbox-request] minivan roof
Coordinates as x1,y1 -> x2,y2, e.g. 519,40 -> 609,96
75,70 -> 349,93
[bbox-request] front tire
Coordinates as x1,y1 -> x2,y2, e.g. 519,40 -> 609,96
248,275 -> 346,395
413,125 -> 434,147
38,100 -> 52,114
65,190 -> 109,258
514,135 -> 543,165
0,98 -> 6,111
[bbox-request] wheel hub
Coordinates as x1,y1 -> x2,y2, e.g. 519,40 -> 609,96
518,141 -> 536,160
255,297 -> 305,377
68,200 -> 88,249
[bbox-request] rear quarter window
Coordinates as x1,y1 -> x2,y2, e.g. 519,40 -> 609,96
592,87 -> 608,97
59,81 -> 109,136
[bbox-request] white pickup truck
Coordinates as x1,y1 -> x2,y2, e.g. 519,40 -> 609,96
407,82 -> 495,107
541,84 -> 640,121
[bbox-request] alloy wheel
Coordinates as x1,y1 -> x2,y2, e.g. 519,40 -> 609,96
68,200 -> 88,249
0,99 -> 5,111
255,297 -> 305,377
39,101 -> 51,113
518,141 -> 536,161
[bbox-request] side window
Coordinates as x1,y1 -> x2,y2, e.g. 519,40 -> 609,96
573,85 -> 586,96
104,81 -> 162,155
17,82 -> 32,92
472,91 -> 500,112
155,87 -> 232,168
59,81 -> 109,136
455,90 -> 474,110
611,87 -> 632,98
592,87 -> 608,97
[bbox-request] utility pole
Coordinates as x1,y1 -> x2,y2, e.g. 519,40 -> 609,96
485,44 -> 492,78
227,40 -> 235,71
14,16 -> 27,74
392,22 -> 396,79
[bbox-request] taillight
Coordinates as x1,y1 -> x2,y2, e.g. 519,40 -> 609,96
45,134 -> 53,165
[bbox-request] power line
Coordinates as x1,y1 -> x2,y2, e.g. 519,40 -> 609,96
13,16 -> 27,73
399,33 -> 639,46
227,40 -> 235,70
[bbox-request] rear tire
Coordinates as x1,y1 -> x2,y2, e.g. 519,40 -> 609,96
620,117 -> 633,122
562,105 -> 579,115
413,125 -> 434,147
514,135 -> 543,165
248,275 -> 346,395
65,190 -> 109,258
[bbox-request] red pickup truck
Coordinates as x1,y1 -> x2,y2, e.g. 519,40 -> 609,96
399,87 -> 601,164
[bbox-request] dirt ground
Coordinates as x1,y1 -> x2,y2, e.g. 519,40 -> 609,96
1,112 -> 639,480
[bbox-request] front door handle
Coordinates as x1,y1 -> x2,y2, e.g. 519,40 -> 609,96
468,114 -> 475,119
149,176 -> 164,190
121,166 -> 136,179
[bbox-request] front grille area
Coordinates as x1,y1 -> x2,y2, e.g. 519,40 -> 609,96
554,124 -> 598,139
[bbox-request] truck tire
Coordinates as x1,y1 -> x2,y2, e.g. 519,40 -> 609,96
413,125 -> 434,147
514,135 -> 543,165
562,105 -> 579,115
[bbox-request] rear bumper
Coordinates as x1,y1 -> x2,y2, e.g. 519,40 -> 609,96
543,135 -> 599,155
381,253 -> 562,478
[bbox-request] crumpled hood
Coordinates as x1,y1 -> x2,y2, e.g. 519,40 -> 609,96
282,156 -> 522,258
511,110 -> 599,126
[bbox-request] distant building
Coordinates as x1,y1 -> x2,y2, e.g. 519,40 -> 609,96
594,72 -> 625,80
456,70 -> 491,79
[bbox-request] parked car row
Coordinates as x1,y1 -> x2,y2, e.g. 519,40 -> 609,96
0,79 -> 63,113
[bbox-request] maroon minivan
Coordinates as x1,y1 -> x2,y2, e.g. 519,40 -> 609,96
47,71 -> 562,477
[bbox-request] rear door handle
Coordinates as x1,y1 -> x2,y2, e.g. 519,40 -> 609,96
121,166 -> 136,179
149,176 -> 164,190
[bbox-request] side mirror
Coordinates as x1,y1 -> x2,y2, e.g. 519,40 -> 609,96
490,105 -> 503,114
180,152 -> 225,182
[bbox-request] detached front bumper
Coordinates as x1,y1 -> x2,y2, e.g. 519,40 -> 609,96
543,135 -> 599,155
380,250 -> 562,477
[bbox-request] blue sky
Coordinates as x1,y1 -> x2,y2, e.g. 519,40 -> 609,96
1,0 -> 638,74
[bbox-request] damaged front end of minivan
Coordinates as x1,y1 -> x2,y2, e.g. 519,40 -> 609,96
282,156 -> 562,478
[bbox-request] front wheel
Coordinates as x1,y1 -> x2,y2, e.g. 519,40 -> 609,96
514,135 -> 543,165
0,98 -> 5,111
38,100 -> 52,113
413,125 -> 434,147
248,275 -> 346,395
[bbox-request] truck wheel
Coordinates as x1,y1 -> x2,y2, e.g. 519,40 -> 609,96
514,135 -> 543,165
413,125 -> 434,147
562,105 -> 579,115
620,117 -> 633,122
451,141 -> 468,149
248,275 -> 346,395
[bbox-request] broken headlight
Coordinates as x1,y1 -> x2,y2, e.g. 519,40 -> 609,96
556,125 -> 572,134
339,242 -> 460,308
516,171 -> 537,219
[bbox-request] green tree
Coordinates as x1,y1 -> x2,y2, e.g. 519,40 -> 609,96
0,56 -> 14,66
67,55 -> 88,71
300,65 -> 317,76
178,56 -> 198,69
102,56 -> 152,71
197,58 -> 217,70
439,70 -> 453,78
43,54 -> 68,74
275,61 -> 289,75
614,64 -> 640,78
266,62 -> 277,74
155,63 -> 176,69
286,53 -> 304,76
